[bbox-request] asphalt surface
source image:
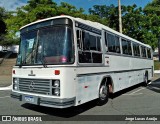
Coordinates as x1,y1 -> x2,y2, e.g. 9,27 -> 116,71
0,77 -> 160,124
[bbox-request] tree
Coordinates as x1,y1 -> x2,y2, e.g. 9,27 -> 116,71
88,4 -> 158,50
5,0 -> 86,43
0,7 -> 7,35
0,20 -> 6,35
3,0 -> 160,49
5,0 -> 58,40
89,4 -> 119,30
0,7 -> 8,45
57,2 -> 85,18
123,5 -> 143,40
143,0 -> 160,49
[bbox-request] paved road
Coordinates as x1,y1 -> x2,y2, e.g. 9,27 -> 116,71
0,79 -> 160,124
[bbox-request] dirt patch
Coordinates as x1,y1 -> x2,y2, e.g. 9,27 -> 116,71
0,75 -> 12,87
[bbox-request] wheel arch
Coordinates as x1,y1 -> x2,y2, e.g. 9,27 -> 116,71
98,75 -> 114,94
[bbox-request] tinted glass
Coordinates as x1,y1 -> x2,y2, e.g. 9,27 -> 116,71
17,26 -> 74,65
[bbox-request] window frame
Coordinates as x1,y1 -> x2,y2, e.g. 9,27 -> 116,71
133,42 -> 141,57
141,46 -> 147,58
121,38 -> 132,56
147,48 -> 152,59
76,28 -> 103,65
105,32 -> 121,54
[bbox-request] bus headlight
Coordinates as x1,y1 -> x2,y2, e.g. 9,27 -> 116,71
52,88 -> 60,96
52,80 -> 60,96
13,85 -> 18,90
53,80 -> 60,87
13,78 -> 19,84
13,78 -> 19,90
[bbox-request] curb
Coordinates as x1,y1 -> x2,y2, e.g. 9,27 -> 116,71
154,70 -> 160,74
0,85 -> 12,91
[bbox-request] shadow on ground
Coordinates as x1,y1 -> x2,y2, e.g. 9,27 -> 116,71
147,77 -> 160,93
21,83 -> 148,117
22,99 -> 97,118
21,75 -> 160,117
110,83 -> 144,99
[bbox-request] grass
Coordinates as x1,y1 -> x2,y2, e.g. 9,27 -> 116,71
154,60 -> 160,70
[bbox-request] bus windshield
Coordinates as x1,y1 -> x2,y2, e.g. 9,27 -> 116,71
17,26 -> 74,66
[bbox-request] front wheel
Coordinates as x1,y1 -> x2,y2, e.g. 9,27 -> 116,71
97,82 -> 109,106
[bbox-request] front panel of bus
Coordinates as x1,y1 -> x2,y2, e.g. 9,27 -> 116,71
11,17 -> 77,108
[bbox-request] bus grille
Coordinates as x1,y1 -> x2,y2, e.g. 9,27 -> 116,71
18,78 -> 51,95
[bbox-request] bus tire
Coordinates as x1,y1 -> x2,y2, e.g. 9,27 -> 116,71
143,72 -> 148,86
97,82 -> 109,106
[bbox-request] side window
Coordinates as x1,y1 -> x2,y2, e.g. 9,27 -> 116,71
78,52 -> 92,63
89,35 -> 96,50
78,30 -> 102,64
97,37 -> 101,51
122,39 -> 132,55
92,36 -> 102,63
89,35 -> 101,51
128,41 -> 132,55
141,46 -> 147,58
92,52 -> 102,63
105,32 -> 108,47
133,43 -> 140,57
107,33 -> 116,52
147,48 -> 151,59
133,43 -> 137,56
83,32 -> 90,50
122,39 -> 127,55
76,30 -> 81,49
115,36 -> 120,53
107,33 -> 120,53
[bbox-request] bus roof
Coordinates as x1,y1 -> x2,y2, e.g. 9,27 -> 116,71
20,15 -> 151,48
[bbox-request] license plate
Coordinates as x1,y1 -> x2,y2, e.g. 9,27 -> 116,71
24,96 -> 35,103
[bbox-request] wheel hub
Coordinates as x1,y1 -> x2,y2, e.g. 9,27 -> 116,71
99,85 -> 108,100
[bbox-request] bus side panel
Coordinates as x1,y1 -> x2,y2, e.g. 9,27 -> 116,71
76,74 -> 102,106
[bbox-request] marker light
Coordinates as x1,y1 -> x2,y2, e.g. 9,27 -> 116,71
55,70 -> 60,75
13,70 -> 15,74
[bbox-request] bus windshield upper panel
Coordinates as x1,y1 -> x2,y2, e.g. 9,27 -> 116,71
17,26 -> 74,66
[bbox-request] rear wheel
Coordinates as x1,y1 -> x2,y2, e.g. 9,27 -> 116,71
97,82 -> 109,106
143,72 -> 148,86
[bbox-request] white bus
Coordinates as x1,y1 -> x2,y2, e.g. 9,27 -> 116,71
11,15 -> 154,108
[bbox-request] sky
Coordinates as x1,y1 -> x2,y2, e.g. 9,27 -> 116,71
0,0 -> 152,12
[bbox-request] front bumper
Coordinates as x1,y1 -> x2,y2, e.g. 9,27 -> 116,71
11,92 -> 75,108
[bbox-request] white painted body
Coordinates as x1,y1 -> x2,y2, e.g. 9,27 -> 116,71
12,16 -> 154,107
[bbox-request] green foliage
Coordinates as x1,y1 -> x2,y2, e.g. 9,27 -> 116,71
154,60 -> 160,70
89,4 -> 118,30
0,7 -> 7,35
0,7 -> 8,45
5,0 -> 87,42
143,0 -> 160,50
123,6 -> 146,42
0,20 -> 6,34
0,34 -> 19,46
89,3 -> 159,50
1,0 -> 160,49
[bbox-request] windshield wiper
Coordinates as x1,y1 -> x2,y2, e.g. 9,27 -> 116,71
41,55 -> 47,68
19,48 -> 35,68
